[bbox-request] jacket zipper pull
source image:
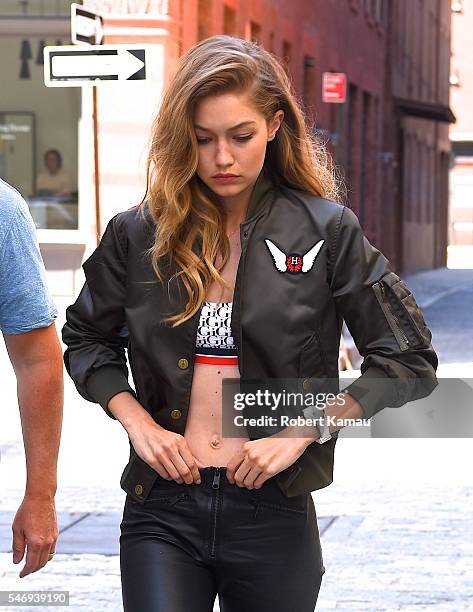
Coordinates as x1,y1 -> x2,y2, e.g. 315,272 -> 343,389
212,467 -> 221,490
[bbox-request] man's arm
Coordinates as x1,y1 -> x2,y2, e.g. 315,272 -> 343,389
0,181 -> 62,577
5,324 -> 63,498
4,324 -> 63,577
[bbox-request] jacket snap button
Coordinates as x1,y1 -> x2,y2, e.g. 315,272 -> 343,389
302,379 -> 311,391
171,409 -> 182,420
177,358 -> 189,369
134,484 -> 144,496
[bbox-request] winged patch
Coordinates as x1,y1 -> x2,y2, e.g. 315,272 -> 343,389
264,239 -> 324,275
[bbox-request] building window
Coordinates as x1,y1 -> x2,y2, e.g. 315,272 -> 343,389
198,0 -> 213,41
223,5 -> 236,36
405,133 -> 413,224
359,91 -> 371,225
374,0 -> 384,25
0,32 -> 79,230
417,141 -> 424,225
372,94 -> 380,236
250,21 -> 261,44
414,137 -> 424,223
0,112 -> 35,198
1,0 -> 71,17
282,40 -> 292,74
361,0 -> 376,25
346,83 -> 358,209
427,146 -> 434,224
303,56 -> 316,111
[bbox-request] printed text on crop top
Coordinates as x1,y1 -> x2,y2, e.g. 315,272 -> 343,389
195,301 -> 238,366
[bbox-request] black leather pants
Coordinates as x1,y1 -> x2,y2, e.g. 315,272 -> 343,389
120,466 -> 325,612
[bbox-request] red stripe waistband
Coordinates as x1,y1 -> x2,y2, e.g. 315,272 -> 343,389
195,354 -> 239,366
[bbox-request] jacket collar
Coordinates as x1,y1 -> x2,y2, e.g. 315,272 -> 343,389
243,166 -> 276,225
190,167 -> 275,257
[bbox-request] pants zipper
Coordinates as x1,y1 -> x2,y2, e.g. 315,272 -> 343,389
209,467 -> 221,559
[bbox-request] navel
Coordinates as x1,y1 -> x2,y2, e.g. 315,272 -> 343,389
210,435 -> 222,449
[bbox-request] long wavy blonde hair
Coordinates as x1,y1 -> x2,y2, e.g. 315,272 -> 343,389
139,34 -> 342,327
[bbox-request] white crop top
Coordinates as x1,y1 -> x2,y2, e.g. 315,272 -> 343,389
195,301 -> 238,365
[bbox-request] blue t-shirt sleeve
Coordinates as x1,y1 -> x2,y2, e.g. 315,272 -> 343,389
0,195 -> 58,335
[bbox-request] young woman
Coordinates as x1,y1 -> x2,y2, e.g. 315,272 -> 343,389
62,35 -> 438,612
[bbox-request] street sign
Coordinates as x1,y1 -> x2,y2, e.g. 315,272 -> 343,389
43,45 -> 147,87
71,3 -> 104,45
322,72 -> 347,103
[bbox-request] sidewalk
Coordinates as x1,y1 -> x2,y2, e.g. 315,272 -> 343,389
1,266 -> 472,611
404,267 -> 473,366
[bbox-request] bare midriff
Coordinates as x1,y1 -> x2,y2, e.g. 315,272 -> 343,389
184,361 -> 248,466
183,232 -> 249,466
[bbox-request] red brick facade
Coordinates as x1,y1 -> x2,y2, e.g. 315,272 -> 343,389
383,0 -> 452,272
87,0 -> 453,272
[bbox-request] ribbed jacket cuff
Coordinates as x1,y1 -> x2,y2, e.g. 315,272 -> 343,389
86,366 -> 136,419
341,366 -> 397,420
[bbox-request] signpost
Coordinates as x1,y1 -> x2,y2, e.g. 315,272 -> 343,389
322,72 -> 347,103
44,7 -> 152,241
43,45 -> 146,87
71,3 -> 104,45
43,45 -> 148,239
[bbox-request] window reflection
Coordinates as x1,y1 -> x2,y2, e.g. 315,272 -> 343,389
28,194 -> 78,230
32,148 -> 78,230
0,112 -> 78,230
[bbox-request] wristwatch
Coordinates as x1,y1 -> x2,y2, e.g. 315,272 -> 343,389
314,406 -> 332,444
302,404 -> 332,444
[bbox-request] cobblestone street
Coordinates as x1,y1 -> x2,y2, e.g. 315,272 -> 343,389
1,266 -> 472,611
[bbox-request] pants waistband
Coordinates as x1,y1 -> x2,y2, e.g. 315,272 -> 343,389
154,465 -> 280,493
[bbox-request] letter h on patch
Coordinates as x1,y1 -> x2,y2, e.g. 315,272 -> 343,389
265,239 -> 324,275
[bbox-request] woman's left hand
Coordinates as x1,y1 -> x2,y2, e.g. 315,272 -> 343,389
226,434 -> 310,489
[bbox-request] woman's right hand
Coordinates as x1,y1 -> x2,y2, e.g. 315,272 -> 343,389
108,392 -> 203,484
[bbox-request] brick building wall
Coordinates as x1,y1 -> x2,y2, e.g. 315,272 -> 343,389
182,0 -> 387,253
179,0 -> 452,271
383,0 -> 453,272
449,0 -> 473,253
82,0 -> 453,272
